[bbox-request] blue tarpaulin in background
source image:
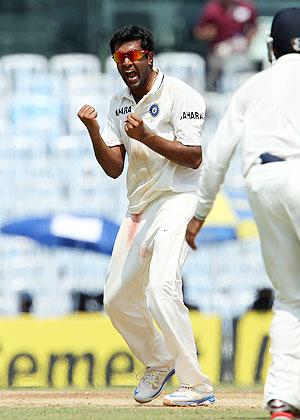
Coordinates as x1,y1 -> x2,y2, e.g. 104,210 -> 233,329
0,189 -> 258,254
1,213 -> 119,256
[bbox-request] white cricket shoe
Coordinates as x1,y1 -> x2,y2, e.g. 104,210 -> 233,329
163,384 -> 215,407
133,367 -> 175,404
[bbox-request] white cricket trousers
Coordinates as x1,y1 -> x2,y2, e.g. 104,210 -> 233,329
246,161 -> 300,410
104,191 -> 212,390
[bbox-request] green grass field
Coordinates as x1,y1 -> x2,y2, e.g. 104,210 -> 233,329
0,406 -> 269,420
0,386 -> 270,420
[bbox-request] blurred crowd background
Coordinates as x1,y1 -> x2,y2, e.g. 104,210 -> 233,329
0,0 -> 297,323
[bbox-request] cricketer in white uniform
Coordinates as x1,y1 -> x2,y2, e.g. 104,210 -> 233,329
78,25 -> 215,407
186,8 -> 300,420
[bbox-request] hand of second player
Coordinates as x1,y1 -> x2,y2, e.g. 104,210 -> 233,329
185,217 -> 205,250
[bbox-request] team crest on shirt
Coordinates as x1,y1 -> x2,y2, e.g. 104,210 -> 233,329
149,103 -> 159,117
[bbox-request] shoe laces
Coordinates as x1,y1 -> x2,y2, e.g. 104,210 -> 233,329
175,384 -> 210,395
137,368 -> 166,388
176,385 -> 193,393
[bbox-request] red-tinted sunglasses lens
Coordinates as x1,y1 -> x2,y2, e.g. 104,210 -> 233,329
112,50 -> 149,63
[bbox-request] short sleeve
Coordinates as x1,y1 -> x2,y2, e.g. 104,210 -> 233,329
101,97 -> 123,147
170,81 -> 206,146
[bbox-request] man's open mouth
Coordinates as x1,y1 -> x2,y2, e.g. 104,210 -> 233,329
125,70 -> 138,83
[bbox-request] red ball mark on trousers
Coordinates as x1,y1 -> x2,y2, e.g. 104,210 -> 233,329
127,213 -> 141,248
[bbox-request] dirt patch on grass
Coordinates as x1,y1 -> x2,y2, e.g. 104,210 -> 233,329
0,388 -> 263,409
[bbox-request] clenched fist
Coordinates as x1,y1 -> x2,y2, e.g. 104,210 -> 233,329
77,104 -> 100,134
124,113 -> 147,141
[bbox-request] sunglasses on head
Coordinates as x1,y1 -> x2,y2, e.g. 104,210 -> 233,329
112,49 -> 150,64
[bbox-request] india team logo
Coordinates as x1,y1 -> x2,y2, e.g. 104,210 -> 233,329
149,103 -> 159,117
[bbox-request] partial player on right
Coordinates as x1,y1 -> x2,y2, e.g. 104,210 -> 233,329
186,8 -> 300,420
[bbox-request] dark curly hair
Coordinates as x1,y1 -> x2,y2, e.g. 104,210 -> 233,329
110,25 -> 154,54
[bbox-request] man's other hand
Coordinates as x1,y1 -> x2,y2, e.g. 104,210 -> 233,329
185,217 -> 205,250
77,104 -> 100,133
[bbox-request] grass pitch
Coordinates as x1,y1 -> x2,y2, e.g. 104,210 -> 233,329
0,386 -> 269,419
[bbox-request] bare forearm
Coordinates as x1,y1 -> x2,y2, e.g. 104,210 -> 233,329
88,128 -> 124,178
77,104 -> 125,178
141,131 -> 202,169
124,113 -> 201,168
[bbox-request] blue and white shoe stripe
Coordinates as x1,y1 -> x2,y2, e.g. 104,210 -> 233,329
163,392 -> 216,407
168,394 -> 216,406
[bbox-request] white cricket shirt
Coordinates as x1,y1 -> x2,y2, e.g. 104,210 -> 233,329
195,54 -> 300,219
102,68 -> 206,214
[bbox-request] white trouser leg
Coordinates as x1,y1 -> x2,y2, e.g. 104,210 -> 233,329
104,211 -> 173,369
104,192 -> 213,389
246,162 -> 300,409
264,310 -> 300,409
146,193 -> 212,389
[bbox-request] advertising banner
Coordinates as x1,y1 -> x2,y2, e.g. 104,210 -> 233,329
0,311 -> 270,388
